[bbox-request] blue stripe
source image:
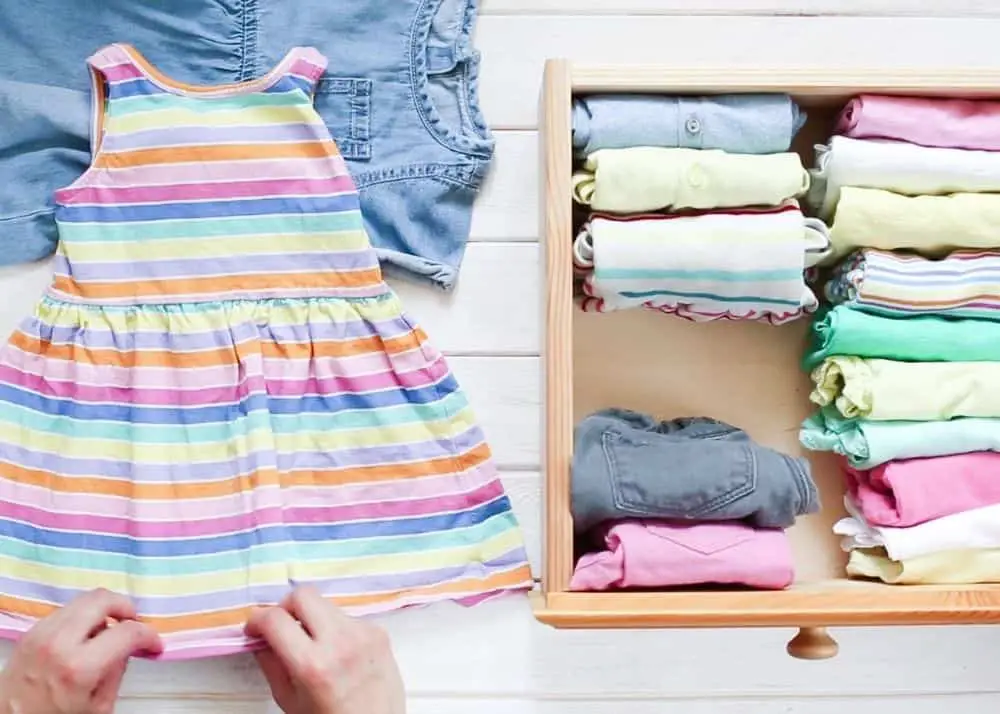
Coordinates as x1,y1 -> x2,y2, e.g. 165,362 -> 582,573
0,497 -> 511,556
617,288 -> 802,306
0,377 -> 460,425
59,194 -> 357,224
596,268 -> 802,281
108,78 -> 164,99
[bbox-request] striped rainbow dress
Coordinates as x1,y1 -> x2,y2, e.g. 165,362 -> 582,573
0,43 -> 532,659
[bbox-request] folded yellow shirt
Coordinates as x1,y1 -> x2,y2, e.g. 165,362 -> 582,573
848,546 -> 1000,585
829,186 -> 1000,260
571,147 -> 809,213
810,356 -> 1000,421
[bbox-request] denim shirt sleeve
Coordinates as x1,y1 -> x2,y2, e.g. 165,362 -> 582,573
572,93 -> 806,157
0,79 -> 90,265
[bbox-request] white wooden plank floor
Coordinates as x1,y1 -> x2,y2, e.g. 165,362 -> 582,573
4,3 -> 1000,711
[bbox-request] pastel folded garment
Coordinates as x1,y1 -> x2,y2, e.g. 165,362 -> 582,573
809,135 -> 1000,219
836,94 -> 1000,151
572,203 -> 830,324
800,404 -> 1000,469
571,409 -> 818,533
825,248 -> 1000,321
809,356 -> 1000,421
835,495 -> 1000,560
847,546 -> 1000,585
845,452 -> 1000,528
802,304 -> 1000,370
571,93 -> 805,157
572,147 -> 808,213
569,519 -> 794,591
827,187 -> 1000,261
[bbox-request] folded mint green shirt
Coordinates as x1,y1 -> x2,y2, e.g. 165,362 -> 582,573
800,404 -> 1000,468
803,304 -> 1000,370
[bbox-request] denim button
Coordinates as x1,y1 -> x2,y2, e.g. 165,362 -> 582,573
684,116 -> 702,135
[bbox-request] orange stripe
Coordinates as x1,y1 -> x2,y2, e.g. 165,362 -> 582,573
0,446 -> 490,499
0,567 -> 533,634
94,142 -> 338,168
54,271 -> 382,300
865,293 -> 1000,308
11,329 -> 420,368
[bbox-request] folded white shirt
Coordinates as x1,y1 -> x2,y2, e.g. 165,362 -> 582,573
809,135 -> 1000,219
834,495 -> 1000,561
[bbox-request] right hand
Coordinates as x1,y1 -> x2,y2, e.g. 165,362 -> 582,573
245,586 -> 405,714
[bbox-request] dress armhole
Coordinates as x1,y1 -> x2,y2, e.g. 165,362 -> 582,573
53,64 -> 109,199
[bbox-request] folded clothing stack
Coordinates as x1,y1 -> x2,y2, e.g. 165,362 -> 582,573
799,93 -> 1000,584
570,94 -> 829,324
569,408 -> 819,591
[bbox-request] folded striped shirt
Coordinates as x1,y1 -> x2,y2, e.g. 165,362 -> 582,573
825,248 -> 1000,320
573,202 -> 829,324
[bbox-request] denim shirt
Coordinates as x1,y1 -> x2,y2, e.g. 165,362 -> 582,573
572,93 -> 806,157
0,0 -> 491,290
571,408 -> 819,533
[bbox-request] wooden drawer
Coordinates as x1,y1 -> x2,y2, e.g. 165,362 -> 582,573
533,59 -> 1000,659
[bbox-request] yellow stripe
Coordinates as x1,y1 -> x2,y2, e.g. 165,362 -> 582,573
0,410 -> 477,463
0,531 -> 522,598
64,231 -> 370,262
107,105 -> 321,134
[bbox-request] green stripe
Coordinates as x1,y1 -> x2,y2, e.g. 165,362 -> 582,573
0,392 -> 469,443
58,213 -> 363,243
0,513 -> 520,577
109,90 -> 309,117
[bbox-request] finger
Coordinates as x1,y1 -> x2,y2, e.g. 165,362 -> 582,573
245,607 -> 313,671
90,661 -> 128,714
86,619 -> 164,666
253,648 -> 294,703
281,586 -> 343,639
59,589 -> 139,641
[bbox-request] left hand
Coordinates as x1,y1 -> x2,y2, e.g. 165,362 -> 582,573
0,588 -> 162,714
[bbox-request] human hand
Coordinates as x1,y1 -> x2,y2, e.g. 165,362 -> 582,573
0,588 -> 163,714
245,586 -> 404,714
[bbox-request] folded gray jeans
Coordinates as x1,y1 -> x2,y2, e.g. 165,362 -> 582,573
571,408 -> 819,533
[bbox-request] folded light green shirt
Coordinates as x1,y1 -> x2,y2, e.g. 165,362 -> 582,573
848,546 -> 1000,585
802,304 -> 1000,370
810,356 -> 1000,420
571,147 -> 809,213
799,404 -> 1000,469
828,186 -> 1000,261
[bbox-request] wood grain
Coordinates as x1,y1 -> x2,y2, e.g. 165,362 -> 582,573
540,59 -> 575,596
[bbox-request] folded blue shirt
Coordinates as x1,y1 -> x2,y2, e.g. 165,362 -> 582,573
572,93 -> 806,157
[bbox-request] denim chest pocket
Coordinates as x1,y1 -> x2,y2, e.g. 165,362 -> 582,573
313,76 -> 372,161
602,429 -> 756,518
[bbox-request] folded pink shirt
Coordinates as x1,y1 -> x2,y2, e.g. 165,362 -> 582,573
844,451 -> 1000,527
836,94 -> 1000,151
569,519 -> 794,591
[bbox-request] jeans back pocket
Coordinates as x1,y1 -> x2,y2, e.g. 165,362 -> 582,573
313,76 -> 372,161
603,428 -> 756,519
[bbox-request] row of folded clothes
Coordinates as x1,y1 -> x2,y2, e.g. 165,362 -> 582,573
571,91 -> 1000,323
569,406 -> 1000,591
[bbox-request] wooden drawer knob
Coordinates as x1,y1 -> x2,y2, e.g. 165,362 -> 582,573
786,627 -> 839,660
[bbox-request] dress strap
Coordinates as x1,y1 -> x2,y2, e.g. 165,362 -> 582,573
283,47 -> 328,92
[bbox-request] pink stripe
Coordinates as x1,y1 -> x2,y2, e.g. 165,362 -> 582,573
0,358 -> 446,406
101,62 -> 143,82
0,464 -> 500,520
288,58 -> 324,82
1,344 -> 438,391
71,156 -> 350,188
0,481 -> 504,538
61,177 -> 356,206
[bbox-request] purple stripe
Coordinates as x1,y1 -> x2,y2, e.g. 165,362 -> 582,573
65,251 -> 378,282
101,123 -> 324,152
0,425 -> 486,481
